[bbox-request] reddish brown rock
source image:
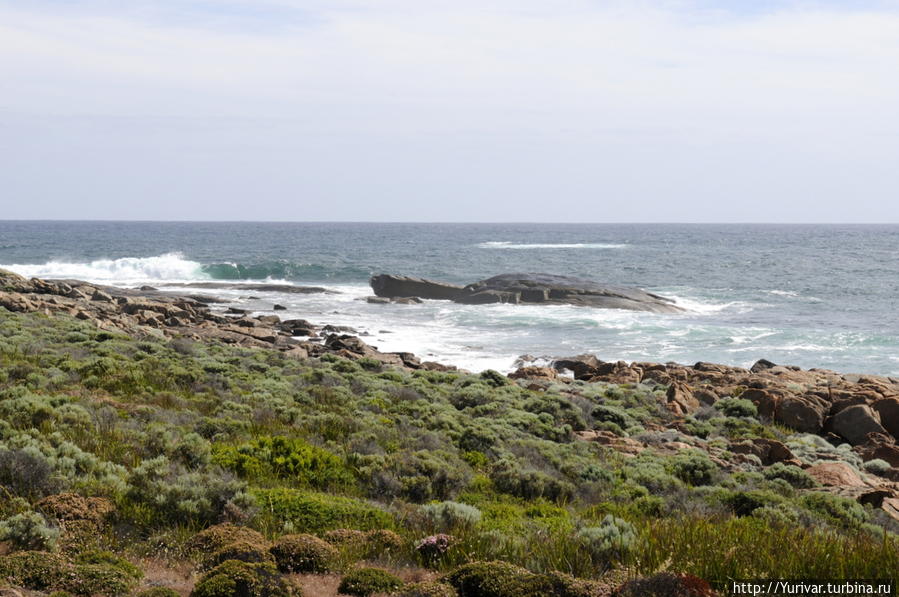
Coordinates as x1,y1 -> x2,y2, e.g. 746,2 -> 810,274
666,382 -> 700,416
509,366 -> 558,381
729,438 -> 796,466
776,395 -> 827,433
806,462 -> 866,488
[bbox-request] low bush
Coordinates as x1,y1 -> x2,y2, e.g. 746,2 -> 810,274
338,567 -> 404,597
202,540 -> 275,570
252,488 -> 394,533
190,560 -> 299,597
420,501 -> 482,530
714,398 -> 758,418
0,511 -> 60,550
762,463 -> 818,489
186,523 -> 267,554
365,529 -> 404,558
576,515 -> 638,567
670,451 -> 717,486
391,581 -> 458,597
270,534 -> 337,573
0,550 -> 68,590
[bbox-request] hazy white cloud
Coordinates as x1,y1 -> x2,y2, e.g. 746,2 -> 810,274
1,1 -> 898,221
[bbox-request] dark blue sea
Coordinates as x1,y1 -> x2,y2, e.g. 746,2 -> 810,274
1,221 -> 897,375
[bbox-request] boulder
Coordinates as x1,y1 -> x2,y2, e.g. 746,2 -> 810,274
666,382 -> 699,416
370,274 -> 464,301
552,354 -> 602,380
872,397 -> 899,439
830,404 -> 887,446
729,438 -> 796,466
775,395 -> 827,433
509,366 -> 557,381
806,462 -> 866,488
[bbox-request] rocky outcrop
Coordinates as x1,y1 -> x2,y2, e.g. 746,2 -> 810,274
830,404 -> 887,446
370,274 -> 464,301
370,272 -> 684,313
0,268 -> 416,370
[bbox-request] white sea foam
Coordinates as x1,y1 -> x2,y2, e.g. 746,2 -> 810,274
1,253 -> 205,284
768,290 -> 800,297
476,241 -> 628,249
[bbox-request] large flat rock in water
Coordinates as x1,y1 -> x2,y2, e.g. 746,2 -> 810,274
370,272 -> 684,313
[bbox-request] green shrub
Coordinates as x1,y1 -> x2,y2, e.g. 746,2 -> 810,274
0,511 -> 60,550
721,490 -> 784,517
323,528 -> 367,546
63,563 -> 141,596
202,540 -> 275,571
252,488 -> 393,533
763,463 -> 818,489
863,459 -> 891,475
365,529 -> 404,558
714,398 -> 758,418
670,451 -> 717,486
74,550 -> 142,581
270,534 -> 337,573
576,515 -> 638,566
190,560 -> 299,597
338,567 -> 403,597
442,560 -> 534,597
801,492 -> 867,529
212,436 -> 354,490
0,550 -> 68,590
420,501 -> 482,530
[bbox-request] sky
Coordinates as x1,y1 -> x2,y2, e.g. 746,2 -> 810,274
1,0 -> 899,222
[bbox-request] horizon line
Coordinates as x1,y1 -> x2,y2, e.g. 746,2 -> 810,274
2,219 -> 898,226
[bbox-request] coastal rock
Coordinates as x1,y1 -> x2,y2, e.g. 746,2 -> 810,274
552,354 -> 602,379
729,438 -> 796,466
775,395 -> 827,433
830,404 -> 887,446
806,462 -> 867,488
871,397 -> 899,438
509,366 -> 558,381
370,274 -> 464,301
369,272 -> 684,313
459,273 -> 684,313
666,382 -> 699,416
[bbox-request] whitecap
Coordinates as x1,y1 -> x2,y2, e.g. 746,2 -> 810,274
476,241 -> 628,249
1,253 -> 205,284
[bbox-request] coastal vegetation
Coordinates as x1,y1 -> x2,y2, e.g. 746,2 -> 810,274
0,299 -> 897,595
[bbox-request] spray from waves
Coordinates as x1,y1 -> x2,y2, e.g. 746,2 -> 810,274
0,253 -> 205,283
476,241 -> 628,249
200,261 -> 371,282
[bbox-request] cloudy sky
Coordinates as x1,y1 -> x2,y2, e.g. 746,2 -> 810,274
2,0 -> 898,222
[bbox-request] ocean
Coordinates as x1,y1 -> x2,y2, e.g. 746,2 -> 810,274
1,221 -> 897,376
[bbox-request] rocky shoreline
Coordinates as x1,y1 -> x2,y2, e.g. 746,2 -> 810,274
2,267 -> 899,524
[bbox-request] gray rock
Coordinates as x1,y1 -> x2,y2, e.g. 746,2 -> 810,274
370,274 -> 464,301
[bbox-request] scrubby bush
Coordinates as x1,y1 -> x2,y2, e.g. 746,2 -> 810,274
269,534 -> 337,573
212,436 -> 354,490
338,567 -> 403,597
0,448 -> 61,498
576,515 -> 638,566
391,581 -> 458,597
863,459 -> 892,475
186,523 -> 267,554
763,463 -> 818,489
801,492 -> 867,529
0,511 -> 60,550
365,529 -> 404,557
0,550 -> 68,590
670,450 -> 717,486
252,488 -> 393,533
323,528 -> 367,546
190,560 -> 298,597
202,540 -> 275,570
63,563 -> 141,596
714,398 -> 758,418
74,550 -> 142,582
490,459 -> 575,502
420,501 -> 482,530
